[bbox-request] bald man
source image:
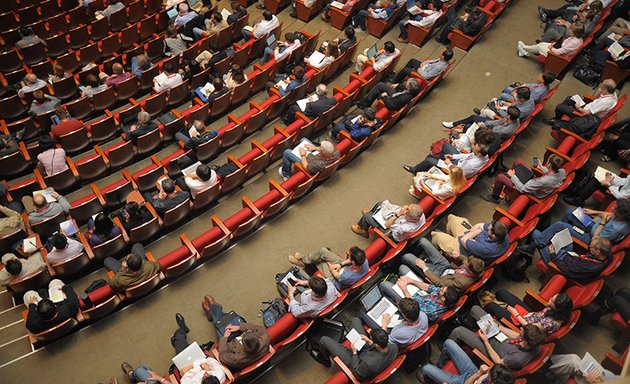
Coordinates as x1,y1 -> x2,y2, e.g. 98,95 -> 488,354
18,74 -> 47,99
352,202 -> 425,242
25,189 -> 71,225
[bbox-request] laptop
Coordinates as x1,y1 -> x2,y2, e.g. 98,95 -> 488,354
360,285 -> 398,327
59,219 -> 79,237
572,207 -> 594,228
225,47 -> 235,57
513,164 -> 534,184
50,115 -> 61,126
366,44 -> 378,59
167,8 -> 179,21
266,33 -> 277,49
172,342 -> 207,369
187,0 -> 200,9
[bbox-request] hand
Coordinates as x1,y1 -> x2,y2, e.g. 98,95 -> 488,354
396,276 -> 409,287
359,334 -> 371,343
478,328 -> 489,342
398,206 -> 410,216
380,92 -> 388,98
287,283 -> 295,297
584,371 -> 604,383
583,208 -> 596,216
296,279 -> 308,286
507,306 -> 519,317
381,313 -> 391,328
51,192 -> 60,199
602,172 -> 614,186
298,147 -> 307,156
390,83 -> 398,89
350,343 -> 358,354
200,363 -> 211,371
225,324 -> 240,333
121,260 -> 128,270
549,244 -> 555,254
507,169 -> 516,178
444,157 -> 452,165
451,250 -> 460,259
130,124 -> 137,132
327,262 -> 340,272
415,258 -> 426,270
479,364 -> 490,374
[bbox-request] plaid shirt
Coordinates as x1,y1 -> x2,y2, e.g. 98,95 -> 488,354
413,284 -> 446,322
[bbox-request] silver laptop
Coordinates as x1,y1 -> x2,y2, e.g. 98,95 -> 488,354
172,342 -> 207,369
361,285 -> 397,324
188,0 -> 200,8
167,8 -> 178,21
366,44 -> 378,59
266,33 -> 277,49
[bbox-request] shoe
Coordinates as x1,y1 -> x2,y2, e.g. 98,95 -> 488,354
562,196 -> 584,206
473,108 -> 481,115
109,379 -> 119,384
403,165 -> 415,174
416,370 -> 426,384
278,167 -> 288,181
480,192 -> 500,204
121,362 -> 133,375
309,349 -> 332,367
289,12 -> 297,18
362,207 -> 370,215
435,37 -> 447,44
256,4 -> 265,9
442,121 -> 454,128
538,6 -> 547,22
351,224 -> 369,238
202,296 -> 211,313
397,36 -> 408,43
517,41 -> 528,57
542,118 -> 557,125
288,253 -> 305,268
175,313 -> 189,333
321,14 -> 329,22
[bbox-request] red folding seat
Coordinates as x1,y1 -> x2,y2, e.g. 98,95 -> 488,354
40,0 -> 60,16
146,36 -> 164,62
231,45 -> 249,69
101,34 -> 121,59
0,12 -> 18,32
140,92 -> 167,118
135,129 -> 162,157
31,212 -> 67,239
56,51 -> 81,73
0,95 -> 28,122
120,24 -> 140,50
162,198 -> 192,228
192,182 -> 221,212
0,49 -> 23,73
74,150 -> 109,183
145,0 -> 162,15
114,76 -> 139,102
194,135 -> 220,163
109,8 -> 128,32
220,155 -> 247,194
127,0 -> 145,23
244,141 -> 271,177
209,90 -> 231,118
25,20 -> 48,39
139,66 -> 159,91
244,102 -> 268,135
69,25 -> 90,50
221,116 -> 246,148
250,64 -> 272,94
1,28 -> 21,48
78,42 -> 102,65
3,68 -> 27,86
58,125 -> 92,155
65,97 -> 93,120
6,117 -> 40,142
18,5 -> 39,25
158,237 -> 198,278
45,34 -> 70,58
128,206 -> 162,243
139,15 -> 157,41
99,178 -> 135,208
0,147 -> 31,179
52,75 -> 79,101
47,13 -> 70,36
166,80 -> 190,108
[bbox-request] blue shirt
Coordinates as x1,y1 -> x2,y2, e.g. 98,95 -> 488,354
334,259 -> 369,291
413,285 -> 446,322
590,217 -> 630,244
279,76 -> 308,97
174,11 -> 198,28
459,223 -> 510,264
389,311 -> 428,347
523,83 -> 549,103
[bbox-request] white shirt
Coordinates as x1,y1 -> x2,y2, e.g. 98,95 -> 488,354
585,93 -> 618,118
373,48 -> 401,72
153,72 -> 184,93
407,9 -> 443,28
390,213 -> 426,242
609,174 -> 630,200
253,15 -> 280,39
46,238 -> 84,265
185,171 -> 218,198
451,153 -> 488,179
275,39 -> 301,62
180,357 -> 226,384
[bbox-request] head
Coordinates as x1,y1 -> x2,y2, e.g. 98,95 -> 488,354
488,220 -> 508,242
242,331 -> 261,355
521,324 -> 546,348
506,106 -> 520,121
441,47 -> 454,62
370,328 -> 389,350
430,0 -> 443,10
315,84 -> 328,97
516,86 -> 530,101
398,298 -> 420,322
587,0 -> 603,14
94,213 -> 115,235
50,233 -> 68,250
344,26 -> 355,40
53,64 -> 65,77
284,32 -> 295,42
440,286 -> 459,307
213,76 -> 224,91
127,254 -> 143,272
37,299 -> 57,321
161,178 -> 176,194
589,237 -> 612,261
111,63 -> 124,75
33,90 -> 47,103
166,24 -> 178,38
405,204 -> 424,222
193,120 -> 206,134
570,24 -> 585,39
262,10 -> 273,21
25,73 -> 39,85
196,164 -> 212,181
348,246 -> 366,267
137,111 -> 151,124
319,140 -> 336,159
230,64 -> 245,82
488,364 -> 514,384
539,71 -> 555,85
548,293 -> 573,323
5,258 -> 22,275
125,202 -> 142,219
292,65 -> 305,81
212,11 -> 222,23
177,2 -> 189,14
230,1 -> 241,11
55,107 -> 69,121
85,74 -> 100,87
599,79 -> 616,95
208,41 -> 219,53
448,165 -> 466,191
327,41 -> 340,57
546,154 -> 564,173
614,198 -> 630,223
201,377 -> 220,384
308,276 -> 328,298
362,107 -> 376,122
136,54 -> 151,70
383,41 -> 395,54
405,78 -> 422,95
20,27 -> 34,37
32,193 -> 49,209
465,256 -> 485,275
163,62 -> 174,75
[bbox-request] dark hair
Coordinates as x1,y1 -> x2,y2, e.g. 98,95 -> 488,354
542,71 -> 555,85
242,331 -> 261,354
349,246 -> 366,266
370,328 -> 389,348
602,82 -> 616,94
516,86 -> 530,100
284,32 -> 295,41
363,107 -> 376,121
20,27 -> 33,37
263,10 -> 273,20
549,293 -> 573,323
51,233 -> 68,249
406,78 -> 422,95
522,324 -> 546,347
127,254 -> 143,272
230,65 -> 245,83
308,276 -> 328,297
506,106 -> 520,120
344,26 -> 355,40
478,144 -> 490,156
443,286 -> 459,307
166,25 -> 178,37
327,41 -> 340,58
94,213 -> 115,237
201,377 -> 220,384
571,24 -> 585,38
615,198 -> 630,223
163,62 -> 174,74
85,74 -> 100,87
293,65 -> 305,80
196,164 -> 212,181
208,41 -> 219,53
592,237 -> 612,259
37,299 -> 56,321
548,154 -> 564,172
432,0 -> 443,9
489,364 -> 514,384
442,47 -> 454,62
491,221 -> 508,241
398,298 -> 420,322
213,77 -> 224,91
467,257 -> 485,275
161,179 -> 176,194
33,90 -> 46,103
55,107 -> 69,121
6,259 -> 22,275
383,41 -> 395,54
125,202 -> 143,222
38,135 -> 55,151
212,11 -> 222,22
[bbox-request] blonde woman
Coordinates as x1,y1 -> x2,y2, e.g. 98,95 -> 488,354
411,165 -> 466,200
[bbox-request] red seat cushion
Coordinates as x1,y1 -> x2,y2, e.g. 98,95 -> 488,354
254,190 -> 283,212
74,153 -> 100,165
101,178 -> 129,193
223,208 -> 254,232
365,238 -> 388,265
191,227 -> 224,250
103,141 -> 128,156
70,193 -> 97,207
267,313 -> 299,345
89,285 -> 116,306
158,246 -> 191,269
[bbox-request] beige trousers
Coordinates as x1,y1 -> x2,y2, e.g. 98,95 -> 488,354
431,214 -> 471,254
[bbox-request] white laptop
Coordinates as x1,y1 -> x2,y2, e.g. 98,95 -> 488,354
360,285 -> 400,328
172,342 -> 207,369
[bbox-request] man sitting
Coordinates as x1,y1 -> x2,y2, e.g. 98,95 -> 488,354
318,26 -> 357,52
175,120 -> 218,150
322,0 -> 360,22
352,0 -> 399,32
176,163 -> 218,199
144,178 -> 190,217
95,0 -> 125,20
287,276 -> 339,318
431,215 -> 510,265
51,108 -> 85,141
122,111 -> 159,144
0,204 -> 25,236
29,90 -> 61,118
174,2 -> 198,30
24,279 -> 79,334
46,233 -> 85,265
398,0 -> 444,43
27,189 -> 71,225
404,143 -> 490,179
357,298 -> 428,349
517,24 -> 584,59
0,252 -> 46,287
330,107 -> 382,142
480,154 -> 566,203
401,237 -> 485,293
103,63 -> 132,87
564,168 -> 630,206
545,79 -> 618,124
283,84 -> 338,124
288,246 -> 369,291
18,74 -> 47,99
261,32 -> 301,64
242,11 -> 279,41
318,320 -> 398,380
355,41 -> 401,74
104,243 -> 161,291
498,71 -> 555,104
392,47 -> 453,83
352,201 -> 425,242
446,106 -> 521,146
356,78 -> 422,111
435,7 -> 487,45
279,139 -> 340,180
267,66 -> 308,98
16,27 -> 47,50
153,62 -> 184,93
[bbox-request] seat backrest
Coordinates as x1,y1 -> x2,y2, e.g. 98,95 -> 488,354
0,151 -> 30,178
163,199 -> 192,227
195,135 -> 220,162
230,77 -> 253,106
210,90 -> 232,118
6,267 -> 51,297
92,234 -> 129,262
136,129 -> 162,156
59,127 -> 91,154
31,212 -> 66,239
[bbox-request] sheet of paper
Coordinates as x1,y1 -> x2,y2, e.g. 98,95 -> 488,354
436,159 -> 448,169
391,270 -> 424,298
200,82 -> 215,98
154,73 -> 168,87
579,352 -> 604,376
182,161 -> 202,177
477,314 -> 500,338
346,328 -> 366,351
372,209 -> 389,229
551,228 -> 573,252
330,1 -> 344,8
296,95 -> 318,111
243,25 -> 254,32
220,8 -> 231,20
594,166 -> 612,183
307,50 -> 326,66
59,219 -> 78,237
23,237 -> 38,253
571,94 -> 585,108
607,41 -> 625,59
291,138 -> 317,158
33,188 -> 56,203
408,5 -> 422,15
49,286 -> 65,303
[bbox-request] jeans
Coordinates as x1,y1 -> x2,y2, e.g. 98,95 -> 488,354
353,10 -> 369,31
208,302 -> 240,337
452,114 -> 490,126
129,365 -> 160,384
103,243 -> 146,272
403,237 -> 452,276
444,306 -> 502,366
281,138 -> 308,178
242,28 -> 252,41
423,339 -> 478,384
498,86 -> 516,102
192,27 -> 206,40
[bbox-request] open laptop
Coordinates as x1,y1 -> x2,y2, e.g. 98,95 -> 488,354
172,342 -> 207,369
187,0 -> 200,9
366,44 -> 378,59
266,33 -> 278,49
360,285 -> 398,327
167,7 -> 179,21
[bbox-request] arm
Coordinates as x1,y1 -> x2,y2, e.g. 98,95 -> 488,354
56,195 -> 72,213
479,331 -> 504,365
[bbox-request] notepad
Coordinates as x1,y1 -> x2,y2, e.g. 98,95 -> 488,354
477,314 -> 500,338
579,352 -> 604,376
572,207 -> 594,228
551,228 -> 573,252
608,41 -> 625,59
59,219 -> 79,237
153,73 -> 169,87
296,95 -> 318,111
391,270 -> 426,298
182,161 -> 202,177
408,5 -> 422,15
199,82 -> 215,98
346,328 -> 367,351
571,94 -> 586,108
291,138 -> 318,158
23,237 -> 38,253
330,1 -> 344,8
220,8 -> 232,20
307,50 -> 326,66
49,285 -> 65,303
594,166 -> 612,183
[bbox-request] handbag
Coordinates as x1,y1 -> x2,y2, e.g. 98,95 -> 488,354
261,298 -> 288,328
573,65 -> 600,88
430,138 -> 449,156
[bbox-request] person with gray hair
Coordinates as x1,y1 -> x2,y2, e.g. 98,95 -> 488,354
356,78 -> 422,111
282,84 -> 338,124
122,111 -> 159,144
279,139 -> 341,180
352,201 -> 425,242
18,73 -> 47,99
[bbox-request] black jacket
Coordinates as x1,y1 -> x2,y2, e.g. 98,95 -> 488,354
149,191 -> 190,217
25,285 -> 79,334
125,121 -> 159,143
461,10 -> 487,36
381,84 -> 415,110
227,9 -> 247,25
304,96 -> 337,118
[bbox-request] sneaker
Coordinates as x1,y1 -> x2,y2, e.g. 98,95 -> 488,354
288,253 -> 305,268
473,108 -> 481,115
351,224 -> 369,238
480,192 -> 500,204
289,12 -> 297,18
516,41 -> 527,57
278,167 -> 288,181
442,121 -> 454,128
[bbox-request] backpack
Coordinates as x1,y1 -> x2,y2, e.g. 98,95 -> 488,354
261,298 -> 288,328
551,113 -> 601,139
214,162 -> 239,178
293,32 -> 308,44
306,318 -> 346,365
573,65 -> 600,88
500,246 -> 533,282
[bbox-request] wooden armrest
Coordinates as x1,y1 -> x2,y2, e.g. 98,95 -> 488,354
193,97 -> 205,106
145,251 -> 155,261
94,145 -> 109,165
180,233 -> 197,256
494,206 -> 525,227
274,125 -> 291,138
241,196 -> 261,215
350,73 -> 369,84
145,203 -> 164,226
559,128 -> 588,144
333,356 -> 360,384
104,109 -> 113,117
249,100 -> 264,111
338,130 -> 358,144
171,109 -> 183,118
571,236 -> 589,251
76,231 -> 95,260
227,114 -> 240,125
472,349 -> 494,367
410,71 -> 427,82
18,142 -> 31,161
527,194 -> 543,205
33,168 -> 46,187
122,169 -> 139,189
150,155 -> 162,167
294,111 -> 311,123
89,183 -> 107,206
251,140 -> 268,153
227,154 -> 244,168
268,87 -> 281,97
525,289 -> 549,307
620,168 -> 629,176
212,215 -> 230,235
547,261 -> 562,274
333,86 -> 350,97
269,179 -> 289,196
500,317 -> 520,332
419,184 -> 446,205
372,227 -> 398,248
112,216 -> 130,243
65,157 -> 80,178
129,98 -> 139,106
293,162 -> 311,176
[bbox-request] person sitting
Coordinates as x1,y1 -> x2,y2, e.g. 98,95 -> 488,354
355,41 -> 401,74
288,246 -> 369,291
431,214 -> 510,265
446,306 -> 547,370
588,32 -> 630,75
422,342 -> 515,384
267,66 -> 308,97
143,178 -> 190,217
517,24 -> 584,59
380,273 -> 460,322
549,353 -> 619,383
288,0 -> 316,18
27,188 -> 71,225
279,139 -> 340,180
80,74 -> 108,99
541,6 -> 599,44
283,84 -> 338,124
563,164 -> 630,207
287,275 -> 339,318
261,32 -> 301,65
538,0 -> 609,24
47,233 -> 85,265
480,154 -> 566,203
48,64 -> 71,83
153,62 -> 184,93
51,108 -> 85,141
404,143 -> 490,179
19,74 -> 48,99
200,296 -> 270,369
401,237 -> 485,293
435,7 -> 487,45
352,201 -> 425,241
356,78 -> 422,111
599,126 -> 630,163
318,320 -> 398,379
481,86 -> 535,120
242,10 -> 279,41
484,290 -> 574,336
398,0 -> 444,43
545,79 -> 618,124
498,71 -> 555,104
319,26 -> 357,53
0,204 -> 25,236
352,0 -> 398,32
29,90 -> 61,118
174,2 -> 199,30
122,111 -> 158,145
583,286 -> 630,325
193,42 -> 228,71
411,164 -> 466,200
331,107 -> 382,142
23,279 -> 79,334
16,27 -> 47,50
104,243 -> 161,291
115,202 -> 153,232
103,63 -> 133,87
176,163 -> 218,199
534,235 -> 612,282
358,297 -> 428,349
165,25 -> 193,56
223,64 -> 247,91
119,363 -> 174,384
534,199 -> 630,246
0,252 -> 46,287
95,0 -> 125,20
192,11 -> 228,40
226,2 -> 247,24
86,213 -> 123,246
175,120 -> 219,150
131,54 -> 152,79
36,135 -> 68,177
322,0 -> 359,21
392,47 -> 453,83
304,41 -> 339,70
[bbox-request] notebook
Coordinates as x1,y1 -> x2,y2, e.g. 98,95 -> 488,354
266,33 -> 277,49
423,167 -> 447,191
167,8 -> 179,20
199,82 -> 215,98
330,1 -> 344,8
408,5 -> 423,15
372,208 -> 393,229
153,73 -> 169,88
571,94 -> 586,108
607,41 -> 625,59
594,166 -> 612,183
33,188 -> 56,203
391,270 -> 426,298
477,314 -> 500,338
23,237 -> 38,253
307,50 -> 326,67
513,164 -> 534,184
360,285 -> 400,327
366,44 -> 378,59
49,285 -> 65,303
172,342 -> 207,369
579,352 -> 604,376
220,8 -> 232,20
551,228 -> 573,252
59,219 -> 79,237
296,95 -> 318,111
572,207 -> 594,228
346,328 -> 366,351
290,138 -> 318,158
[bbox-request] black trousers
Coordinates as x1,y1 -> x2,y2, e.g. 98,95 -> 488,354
357,82 -> 394,109
392,59 -> 421,84
483,289 -> 532,323
553,96 -> 577,119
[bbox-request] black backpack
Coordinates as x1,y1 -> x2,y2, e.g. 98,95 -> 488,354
551,113 -> 601,139
261,298 -> 288,328
573,65 -> 600,88
500,246 -> 533,282
306,318 -> 346,365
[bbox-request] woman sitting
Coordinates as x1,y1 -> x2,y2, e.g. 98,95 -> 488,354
304,41 -> 339,70
411,164 -> 466,200
86,213 -> 123,246
81,74 -> 108,99
223,64 -> 247,90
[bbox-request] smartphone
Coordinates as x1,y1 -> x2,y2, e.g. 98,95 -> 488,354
533,157 -> 539,167
287,278 -> 297,286
461,221 -> 472,230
